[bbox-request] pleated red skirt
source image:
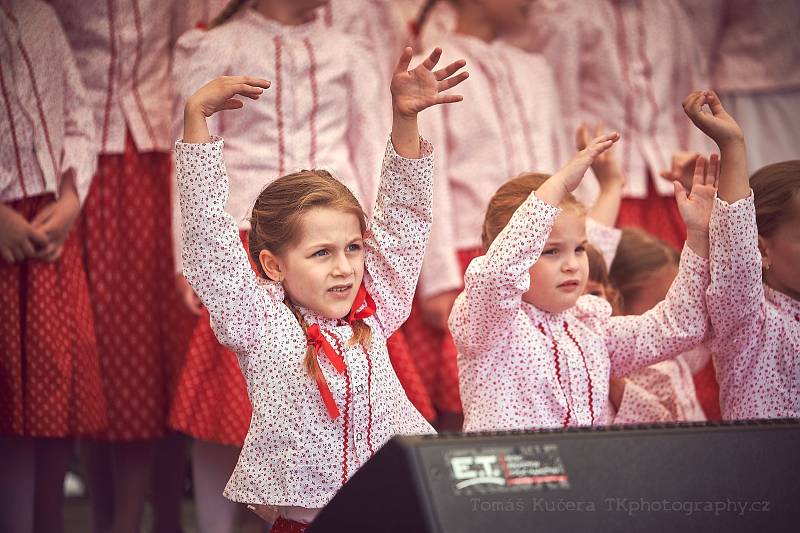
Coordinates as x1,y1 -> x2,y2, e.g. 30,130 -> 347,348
0,194 -> 107,437
79,134 -> 193,440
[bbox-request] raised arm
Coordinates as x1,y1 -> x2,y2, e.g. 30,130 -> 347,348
179,77 -> 274,354
365,47 -> 468,334
683,90 -> 765,358
450,133 -> 619,357
578,123 -> 625,228
606,156 -> 717,376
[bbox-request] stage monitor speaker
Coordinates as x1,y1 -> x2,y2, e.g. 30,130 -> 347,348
308,419 -> 800,533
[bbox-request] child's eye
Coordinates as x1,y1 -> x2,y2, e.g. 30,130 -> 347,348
576,245 -> 586,253
542,248 -> 558,256
311,249 -> 329,258
346,243 -> 362,252
589,290 -> 602,296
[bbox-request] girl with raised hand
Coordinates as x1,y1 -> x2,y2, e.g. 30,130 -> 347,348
403,0 -> 569,430
451,132 -> 717,431
683,90 -> 799,419
169,2 -> 437,530
175,47 -> 467,530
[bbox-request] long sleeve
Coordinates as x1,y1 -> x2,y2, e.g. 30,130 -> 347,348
449,193 -> 560,358
586,217 -> 622,269
612,378 -> 677,424
417,103 -> 463,299
706,194 -> 766,375
58,26 -> 98,205
363,136 -> 434,336
606,244 -> 710,377
170,28 -> 226,273
175,137 -> 271,354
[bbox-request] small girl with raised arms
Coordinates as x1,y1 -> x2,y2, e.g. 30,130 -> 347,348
450,131 -> 719,431
175,48 -> 467,530
682,91 -> 799,419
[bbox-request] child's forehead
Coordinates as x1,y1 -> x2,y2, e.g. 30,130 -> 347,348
295,207 -> 362,243
548,211 -> 587,241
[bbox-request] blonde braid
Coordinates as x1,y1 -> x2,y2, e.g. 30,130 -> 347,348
284,296 -> 320,380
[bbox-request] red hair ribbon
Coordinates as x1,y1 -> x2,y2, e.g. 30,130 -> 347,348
346,283 -> 376,324
307,324 -> 347,419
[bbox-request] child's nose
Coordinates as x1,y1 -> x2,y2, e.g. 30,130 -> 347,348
332,252 -> 354,276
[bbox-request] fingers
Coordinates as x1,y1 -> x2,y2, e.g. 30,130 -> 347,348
0,247 -> 13,263
708,153 -> 720,188
682,90 -> 706,121
435,94 -> 464,105
575,123 -> 589,151
594,121 -> 604,138
421,47 -> 442,71
39,243 -> 63,263
704,90 -> 727,117
436,70 -> 469,92
673,180 -> 689,206
232,83 -> 266,100
394,46 -> 413,74
220,99 -> 245,111
692,155 -> 707,189
226,76 -> 271,90
26,226 -> 49,249
433,58 -> 466,81
30,203 -> 55,228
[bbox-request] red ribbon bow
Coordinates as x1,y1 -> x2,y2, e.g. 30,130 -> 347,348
305,284 -> 376,420
306,324 -> 347,419
346,283 -> 376,324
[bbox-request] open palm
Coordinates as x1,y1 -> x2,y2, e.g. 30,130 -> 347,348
675,154 -> 719,234
390,47 -> 468,117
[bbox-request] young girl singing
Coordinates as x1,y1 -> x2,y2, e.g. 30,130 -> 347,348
450,132 -> 717,431
175,48 -> 467,530
682,90 -> 799,419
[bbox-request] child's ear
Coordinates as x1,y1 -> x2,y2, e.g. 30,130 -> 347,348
757,235 -> 771,270
259,249 -> 284,281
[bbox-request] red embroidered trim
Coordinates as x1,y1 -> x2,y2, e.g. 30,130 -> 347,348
361,345 -> 375,456
469,53 -> 516,177
302,38 -> 319,169
0,61 -> 26,195
563,321 -> 595,426
497,53 -> 536,169
612,3 -> 634,176
102,0 -> 117,153
273,36 -> 285,176
131,0 -> 158,148
325,328 -> 351,486
537,322 -> 571,427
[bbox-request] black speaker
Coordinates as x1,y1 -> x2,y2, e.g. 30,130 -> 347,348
308,419 -> 800,532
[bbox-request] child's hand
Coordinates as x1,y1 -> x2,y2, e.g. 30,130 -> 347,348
537,132 -> 619,207
675,154 -> 719,237
30,180 -> 80,262
183,76 -> 270,143
391,47 -> 468,118
0,203 -> 48,263
176,273 -> 203,316
659,151 -> 699,193
682,91 -> 744,147
186,76 -> 270,118
557,132 -> 620,193
576,122 -> 624,190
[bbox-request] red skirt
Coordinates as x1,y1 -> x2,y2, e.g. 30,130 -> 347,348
79,134 -> 193,440
617,177 -> 687,250
401,248 -> 482,414
0,195 -> 107,437
270,517 -> 308,533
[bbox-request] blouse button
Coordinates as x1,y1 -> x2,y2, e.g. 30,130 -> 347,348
355,432 -> 363,442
